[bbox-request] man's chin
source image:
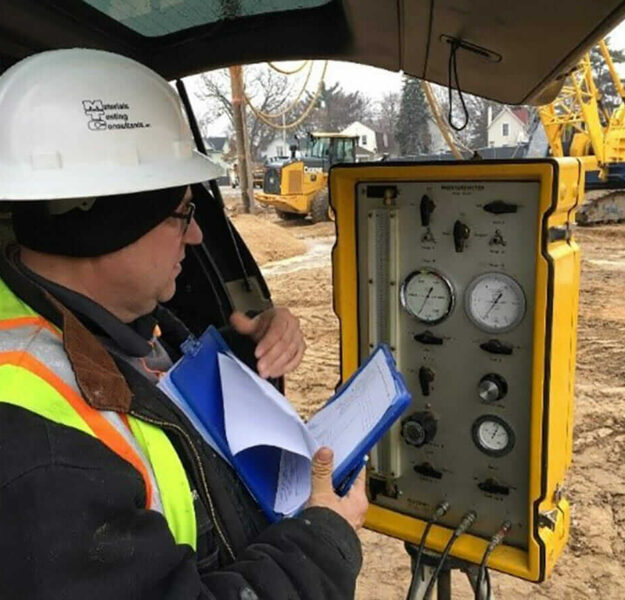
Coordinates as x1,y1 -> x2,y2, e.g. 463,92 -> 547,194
158,281 -> 177,304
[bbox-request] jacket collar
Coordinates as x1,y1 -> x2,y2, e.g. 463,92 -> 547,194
0,245 -> 132,412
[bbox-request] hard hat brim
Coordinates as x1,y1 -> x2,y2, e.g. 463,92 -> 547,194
0,150 -> 224,200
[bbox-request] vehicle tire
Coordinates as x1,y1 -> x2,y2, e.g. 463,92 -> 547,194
275,208 -> 304,221
310,190 -> 331,223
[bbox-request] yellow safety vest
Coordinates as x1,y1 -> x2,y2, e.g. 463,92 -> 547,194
0,278 -> 197,549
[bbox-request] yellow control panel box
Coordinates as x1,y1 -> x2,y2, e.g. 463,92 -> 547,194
330,159 -> 582,582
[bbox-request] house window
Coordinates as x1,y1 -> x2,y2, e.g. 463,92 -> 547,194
276,146 -> 283,156
502,123 -> 509,137
361,135 -> 367,146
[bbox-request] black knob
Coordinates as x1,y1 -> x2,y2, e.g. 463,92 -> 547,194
419,366 -> 435,396
401,412 -> 438,447
453,220 -> 470,252
420,195 -> 435,226
478,373 -> 508,402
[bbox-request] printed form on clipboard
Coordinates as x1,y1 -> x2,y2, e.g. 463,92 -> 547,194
157,326 -> 411,522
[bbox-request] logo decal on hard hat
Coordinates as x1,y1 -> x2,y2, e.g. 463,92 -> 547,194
82,99 -> 150,131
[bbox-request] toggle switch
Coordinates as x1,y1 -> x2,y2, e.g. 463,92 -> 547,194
420,195 -> 436,226
419,366 -> 435,396
480,339 -> 513,355
413,462 -> 443,479
453,220 -> 470,252
483,200 -> 518,214
414,331 -> 443,345
478,478 -> 510,495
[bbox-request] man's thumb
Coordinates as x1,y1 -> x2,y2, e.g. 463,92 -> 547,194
229,311 -> 257,335
311,447 -> 334,495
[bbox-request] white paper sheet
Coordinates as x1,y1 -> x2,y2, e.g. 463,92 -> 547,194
218,352 -> 318,515
218,353 -> 317,458
305,349 -> 396,467
216,347 -> 398,516
274,451 -> 312,515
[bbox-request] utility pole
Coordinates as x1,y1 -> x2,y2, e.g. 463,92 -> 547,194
229,65 -> 256,213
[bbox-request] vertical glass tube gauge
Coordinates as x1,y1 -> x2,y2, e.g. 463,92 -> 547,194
400,269 -> 455,324
465,273 -> 526,333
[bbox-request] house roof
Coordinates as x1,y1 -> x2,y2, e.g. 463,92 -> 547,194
204,136 -> 228,152
490,106 -> 530,129
511,107 -> 530,125
355,145 -> 376,157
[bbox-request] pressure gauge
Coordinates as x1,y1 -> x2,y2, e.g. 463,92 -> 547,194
471,415 -> 515,457
400,269 -> 454,324
465,273 -> 526,333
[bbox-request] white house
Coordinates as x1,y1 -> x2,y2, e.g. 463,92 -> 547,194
340,121 -> 399,159
341,121 -> 377,156
262,135 -> 298,160
202,136 -> 230,183
487,106 -> 529,147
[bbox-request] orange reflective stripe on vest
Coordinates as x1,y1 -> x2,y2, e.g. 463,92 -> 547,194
0,277 -> 197,548
0,315 -> 60,337
0,350 -> 154,509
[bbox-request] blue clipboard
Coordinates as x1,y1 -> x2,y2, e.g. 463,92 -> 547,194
168,327 -> 284,521
166,326 -> 411,521
328,344 -> 411,495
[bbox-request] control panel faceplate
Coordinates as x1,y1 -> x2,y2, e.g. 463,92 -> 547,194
357,180 -> 538,548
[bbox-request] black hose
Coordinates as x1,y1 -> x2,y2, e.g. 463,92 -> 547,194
474,521 -> 511,600
405,502 -> 450,600
423,511 -> 477,600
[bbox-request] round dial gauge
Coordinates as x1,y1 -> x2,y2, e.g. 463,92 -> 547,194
465,273 -> 526,333
400,269 -> 454,324
472,415 -> 515,457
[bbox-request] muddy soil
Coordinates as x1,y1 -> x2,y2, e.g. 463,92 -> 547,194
225,188 -> 625,599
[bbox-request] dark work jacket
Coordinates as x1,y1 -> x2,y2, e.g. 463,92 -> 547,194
0,249 -> 362,600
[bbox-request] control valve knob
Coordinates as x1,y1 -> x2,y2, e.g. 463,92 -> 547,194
401,411 -> 438,447
478,373 -> 508,403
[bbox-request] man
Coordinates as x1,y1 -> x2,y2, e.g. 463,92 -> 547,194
0,49 -> 367,598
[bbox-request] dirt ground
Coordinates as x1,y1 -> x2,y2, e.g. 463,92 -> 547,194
224,188 -> 625,599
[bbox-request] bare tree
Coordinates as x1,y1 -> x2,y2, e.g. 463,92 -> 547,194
373,92 -> 400,134
196,66 -> 297,160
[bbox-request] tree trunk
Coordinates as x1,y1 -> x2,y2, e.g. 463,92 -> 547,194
229,65 -> 256,213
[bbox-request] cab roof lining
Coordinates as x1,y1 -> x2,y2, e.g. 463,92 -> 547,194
0,0 -> 624,105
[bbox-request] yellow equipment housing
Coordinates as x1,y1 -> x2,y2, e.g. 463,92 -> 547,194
330,158 -> 582,582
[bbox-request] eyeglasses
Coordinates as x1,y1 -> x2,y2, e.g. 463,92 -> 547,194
170,201 -> 196,235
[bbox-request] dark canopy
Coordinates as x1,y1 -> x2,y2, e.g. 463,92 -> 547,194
1,0 -> 625,104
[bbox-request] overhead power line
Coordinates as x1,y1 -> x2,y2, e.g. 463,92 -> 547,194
244,61 -> 328,131
268,60 -> 310,75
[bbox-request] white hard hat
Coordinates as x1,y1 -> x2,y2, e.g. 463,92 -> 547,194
0,48 -> 223,200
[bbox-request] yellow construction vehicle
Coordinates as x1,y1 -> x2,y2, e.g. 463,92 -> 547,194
539,39 -> 625,224
255,133 -> 358,222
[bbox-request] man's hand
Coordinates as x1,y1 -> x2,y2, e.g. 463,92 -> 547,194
229,307 -> 306,378
307,447 -> 368,531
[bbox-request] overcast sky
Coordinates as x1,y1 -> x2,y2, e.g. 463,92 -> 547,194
191,17 -> 625,137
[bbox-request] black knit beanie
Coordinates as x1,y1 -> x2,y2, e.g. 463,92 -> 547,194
12,185 -> 188,257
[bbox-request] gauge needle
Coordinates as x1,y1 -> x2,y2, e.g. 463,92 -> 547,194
418,286 -> 434,314
483,291 -> 503,318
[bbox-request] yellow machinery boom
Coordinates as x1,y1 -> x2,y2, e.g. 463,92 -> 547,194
538,39 -> 625,223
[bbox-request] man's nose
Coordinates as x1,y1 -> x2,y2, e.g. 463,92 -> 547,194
184,215 -> 203,245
